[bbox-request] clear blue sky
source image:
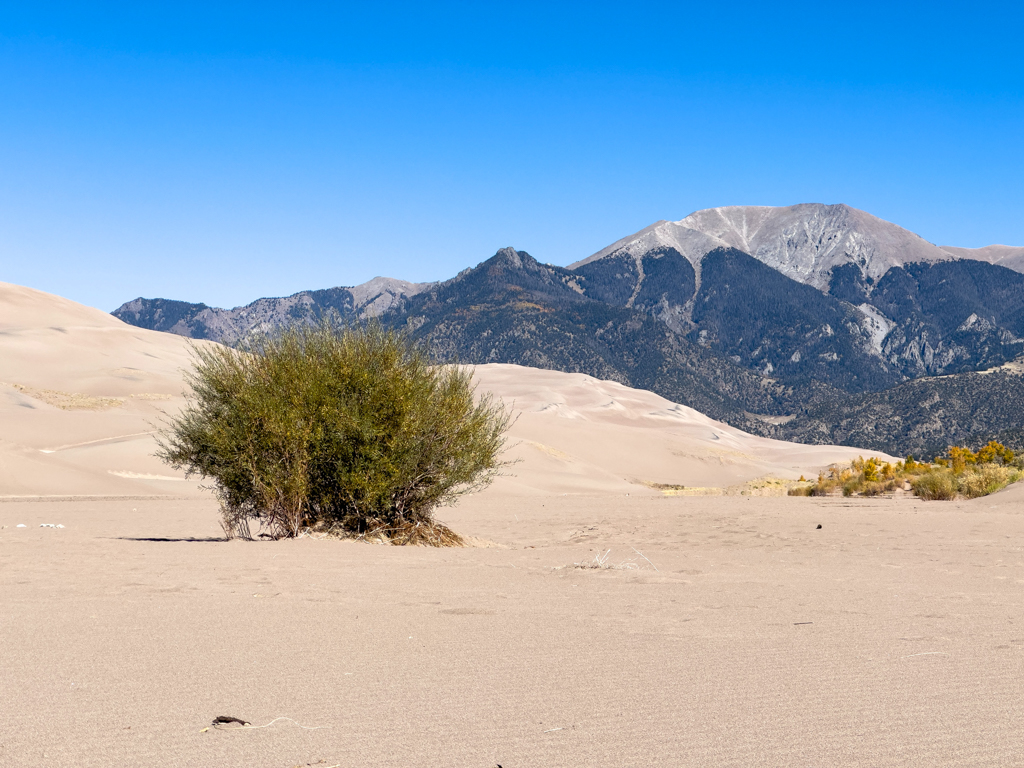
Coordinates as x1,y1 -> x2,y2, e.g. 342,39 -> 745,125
2,2 -> 1022,311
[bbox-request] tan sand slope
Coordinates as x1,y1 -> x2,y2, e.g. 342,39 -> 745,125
0,281 -> 207,497
475,363 -> 888,495
1,281 -> 886,498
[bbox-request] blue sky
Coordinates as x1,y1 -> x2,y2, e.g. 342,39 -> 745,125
2,2 -> 1022,310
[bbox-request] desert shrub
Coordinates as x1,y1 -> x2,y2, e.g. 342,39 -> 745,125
787,484 -> 813,496
801,443 -> 1024,501
841,476 -> 863,496
861,457 -> 882,482
157,321 -> 512,543
809,467 -> 847,496
912,470 -> 957,501
860,478 -> 899,497
957,465 -> 1021,499
948,445 -> 978,473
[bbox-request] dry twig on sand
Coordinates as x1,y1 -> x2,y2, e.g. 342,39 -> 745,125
204,716 -> 330,732
296,519 -> 464,547
567,548 -> 658,571
631,547 -> 659,571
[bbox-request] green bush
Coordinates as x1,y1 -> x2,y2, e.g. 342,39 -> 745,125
912,470 -> 957,501
841,476 -> 862,497
157,321 -> 512,543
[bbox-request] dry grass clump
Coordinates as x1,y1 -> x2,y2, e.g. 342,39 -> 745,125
644,482 -> 687,492
300,518 -> 465,547
158,320 -> 512,543
911,470 -> 958,500
956,464 -> 1021,499
4,382 -> 124,410
570,549 -> 658,571
797,442 -> 1022,501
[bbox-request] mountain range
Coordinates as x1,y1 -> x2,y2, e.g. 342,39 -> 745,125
113,203 -> 1024,456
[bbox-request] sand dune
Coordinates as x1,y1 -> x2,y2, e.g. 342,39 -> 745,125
0,281 -> 207,497
0,281 -> 881,500
2,280 -> 1022,766
476,364 -> 881,495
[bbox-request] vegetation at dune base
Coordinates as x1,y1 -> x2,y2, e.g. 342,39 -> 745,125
788,442 -> 1023,501
157,321 -> 512,544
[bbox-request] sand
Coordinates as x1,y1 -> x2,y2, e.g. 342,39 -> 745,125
0,281 -> 209,498
3,487 -> 1023,766
3,280 -> 1022,765
0,281 -> 882,500
472,364 -> 884,495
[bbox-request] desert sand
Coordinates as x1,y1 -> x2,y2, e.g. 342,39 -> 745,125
0,281 -> 878,500
2,281 -> 1022,766
0,281 -> 208,498
472,364 -> 881,495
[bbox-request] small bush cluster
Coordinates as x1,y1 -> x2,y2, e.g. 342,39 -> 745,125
790,456 -> 914,498
790,443 -> 1023,501
911,470 -> 957,500
956,464 -> 1021,499
158,321 -> 512,543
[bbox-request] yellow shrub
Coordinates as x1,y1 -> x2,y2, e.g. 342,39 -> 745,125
957,465 -> 1021,499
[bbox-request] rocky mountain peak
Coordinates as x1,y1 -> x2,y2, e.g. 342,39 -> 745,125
346,276 -> 433,316
576,203 -> 967,291
490,247 -> 527,269
677,203 -> 957,289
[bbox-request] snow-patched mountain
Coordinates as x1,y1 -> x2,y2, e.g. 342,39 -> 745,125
113,277 -> 432,344
576,220 -> 730,272
680,203 -> 968,287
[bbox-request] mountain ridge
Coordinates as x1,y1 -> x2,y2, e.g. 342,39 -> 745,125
569,204 -> 1024,381
574,202 -> 1023,284
114,276 -> 432,343
108,204 -> 1024,454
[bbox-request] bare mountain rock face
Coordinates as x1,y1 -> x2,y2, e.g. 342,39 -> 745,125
571,203 -> 965,294
673,203 -> 961,288
572,204 -> 1024,381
